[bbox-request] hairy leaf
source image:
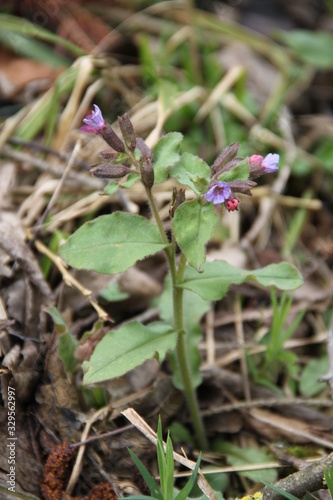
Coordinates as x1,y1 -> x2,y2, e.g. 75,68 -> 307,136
179,261 -> 303,300
153,132 -> 183,183
83,321 -> 177,384
59,213 -> 169,274
173,199 -> 217,271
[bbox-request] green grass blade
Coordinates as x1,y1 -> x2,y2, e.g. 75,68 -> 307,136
165,434 -> 174,500
260,480 -> 299,499
0,30 -> 71,67
157,418 -> 166,497
128,449 -> 163,499
14,65 -> 79,140
174,453 -> 202,500
281,309 -> 305,343
324,466 -> 333,496
0,14 -> 85,57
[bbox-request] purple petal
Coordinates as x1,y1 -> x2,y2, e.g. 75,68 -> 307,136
82,104 -> 105,133
204,186 -> 217,202
262,153 -> 279,173
204,181 -> 231,205
80,124 -> 99,135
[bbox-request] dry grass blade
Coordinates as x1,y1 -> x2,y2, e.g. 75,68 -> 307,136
122,408 -> 218,500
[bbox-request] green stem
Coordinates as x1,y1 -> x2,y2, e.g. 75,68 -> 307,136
145,186 -> 208,450
173,268 -> 208,451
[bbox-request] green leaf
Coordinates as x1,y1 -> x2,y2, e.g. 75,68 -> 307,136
0,14 -> 85,58
153,132 -> 183,183
0,30 -> 71,67
128,449 -> 163,499
99,283 -> 130,302
165,434 -> 174,500
314,138 -> 333,174
173,200 -> 217,271
157,418 -> 167,497
83,321 -> 177,384
59,212 -> 169,275
47,306 -> 68,334
120,172 -> 141,189
80,386 -> 108,409
170,153 -> 210,194
169,422 -> 195,446
179,261 -> 303,301
159,275 -> 211,390
46,307 -> 78,373
175,453 -> 201,500
300,357 -> 328,397
276,30 -> 333,68
215,441 -> 277,483
103,182 -> 119,195
15,66 -> 79,140
41,230 -> 67,278
58,332 -> 78,374
324,467 -> 333,497
218,159 -> 249,182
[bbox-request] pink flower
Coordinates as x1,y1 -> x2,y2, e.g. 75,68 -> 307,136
204,181 -> 231,205
81,104 -> 105,135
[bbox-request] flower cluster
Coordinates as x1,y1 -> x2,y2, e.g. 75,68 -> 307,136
204,144 -> 279,211
80,104 -> 155,188
80,105 -> 279,212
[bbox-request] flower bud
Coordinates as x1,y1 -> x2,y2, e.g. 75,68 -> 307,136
135,138 -> 155,189
90,163 -> 131,179
169,188 -> 185,218
136,137 -> 154,163
228,179 -> 256,195
98,149 -> 119,160
211,143 -> 240,176
140,158 -> 154,189
225,197 -> 239,212
102,123 -> 125,152
118,113 -> 137,151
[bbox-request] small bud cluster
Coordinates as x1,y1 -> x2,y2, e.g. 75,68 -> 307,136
81,104 -> 154,188
204,143 -> 279,211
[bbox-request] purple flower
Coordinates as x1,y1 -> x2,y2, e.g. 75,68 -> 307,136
262,153 -> 279,173
81,104 -> 105,135
204,181 -> 231,205
248,153 -> 279,178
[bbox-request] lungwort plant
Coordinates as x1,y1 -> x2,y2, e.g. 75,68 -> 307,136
59,105 -> 303,450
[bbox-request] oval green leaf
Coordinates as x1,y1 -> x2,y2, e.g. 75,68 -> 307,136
170,153 -> 210,194
153,132 -> 183,183
179,261 -> 303,300
59,212 -> 169,274
83,321 -> 177,384
173,199 -> 217,271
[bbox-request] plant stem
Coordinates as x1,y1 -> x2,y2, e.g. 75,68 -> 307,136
145,186 -> 208,450
173,273 -> 208,451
